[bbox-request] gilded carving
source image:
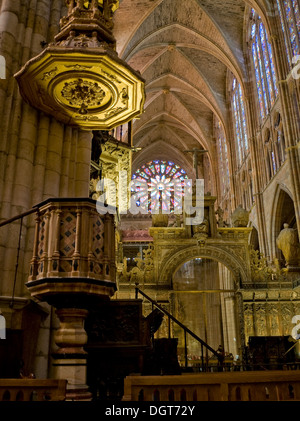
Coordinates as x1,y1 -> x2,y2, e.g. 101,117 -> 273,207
61,79 -> 107,111
268,304 -> 279,336
281,304 -> 293,335
157,244 -> 246,286
250,249 -> 274,282
244,304 -> 254,340
117,245 -> 155,287
255,305 -> 267,336
15,0 -> 145,130
41,67 -> 58,81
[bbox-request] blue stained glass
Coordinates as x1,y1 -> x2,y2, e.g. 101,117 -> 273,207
232,78 -> 249,165
216,120 -> 230,194
238,85 -> 248,150
233,93 -> 243,163
260,23 -> 275,105
252,43 -> 265,119
277,0 -> 292,65
267,37 -> 278,97
251,11 -> 279,120
284,0 -> 299,56
256,35 -> 269,115
132,160 -> 189,214
140,171 -> 148,179
271,150 -> 277,173
251,23 -> 256,39
292,0 -> 300,31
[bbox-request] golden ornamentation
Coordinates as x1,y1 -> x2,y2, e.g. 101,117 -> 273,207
14,0 -> 144,130
15,52 -> 145,130
118,246 -> 155,286
61,78 -> 106,111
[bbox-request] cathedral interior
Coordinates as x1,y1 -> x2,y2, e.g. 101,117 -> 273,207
0,0 -> 300,402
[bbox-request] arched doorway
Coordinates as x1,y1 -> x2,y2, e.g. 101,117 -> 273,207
171,257 -> 240,369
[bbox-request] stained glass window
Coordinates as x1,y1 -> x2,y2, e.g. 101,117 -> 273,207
276,0 -> 300,66
216,120 -> 230,195
131,160 -> 190,214
231,78 -> 249,165
250,9 -> 278,120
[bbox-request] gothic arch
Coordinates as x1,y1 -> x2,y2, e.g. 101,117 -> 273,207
270,184 -> 296,261
158,244 -> 249,287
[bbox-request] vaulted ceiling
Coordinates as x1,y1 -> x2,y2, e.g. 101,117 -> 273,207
113,0 -> 269,193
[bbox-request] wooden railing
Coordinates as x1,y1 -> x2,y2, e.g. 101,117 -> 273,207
0,379 -> 67,401
123,371 -> 300,401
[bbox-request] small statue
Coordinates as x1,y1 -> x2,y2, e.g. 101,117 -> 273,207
276,223 -> 300,268
215,206 -> 225,227
193,217 -> 209,240
231,205 -> 249,227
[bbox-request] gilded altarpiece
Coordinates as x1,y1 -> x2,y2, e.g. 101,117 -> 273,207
117,197 -> 253,360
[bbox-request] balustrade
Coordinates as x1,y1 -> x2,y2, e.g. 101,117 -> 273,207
0,379 -> 67,401
123,371 -> 300,401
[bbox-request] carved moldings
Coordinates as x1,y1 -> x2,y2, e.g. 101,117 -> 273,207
242,294 -> 300,342
90,140 -> 132,211
15,50 -> 145,130
158,244 -> 248,287
117,245 -> 155,286
26,198 -> 117,303
60,78 -> 107,111
14,0 -> 145,130
149,227 -> 188,241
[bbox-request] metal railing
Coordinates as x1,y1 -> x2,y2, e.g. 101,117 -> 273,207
135,284 -> 222,371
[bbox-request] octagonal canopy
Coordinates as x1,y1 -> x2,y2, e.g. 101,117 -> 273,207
15,46 -> 145,130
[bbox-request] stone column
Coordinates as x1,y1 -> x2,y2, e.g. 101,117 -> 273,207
271,32 -> 300,240
235,292 -> 245,365
52,308 -> 92,401
75,130 -> 92,197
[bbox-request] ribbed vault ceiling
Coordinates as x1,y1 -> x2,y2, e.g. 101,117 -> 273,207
113,0 -> 268,189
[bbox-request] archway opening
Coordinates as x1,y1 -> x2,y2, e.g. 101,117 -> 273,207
171,258 -> 239,370
273,189 -> 298,265
249,225 -> 260,252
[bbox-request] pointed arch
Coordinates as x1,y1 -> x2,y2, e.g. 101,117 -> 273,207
270,184 -> 297,261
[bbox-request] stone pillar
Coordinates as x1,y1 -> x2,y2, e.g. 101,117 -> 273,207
75,130 -> 92,197
52,308 -> 92,401
235,292 -> 245,364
